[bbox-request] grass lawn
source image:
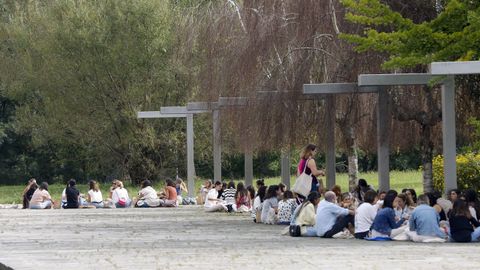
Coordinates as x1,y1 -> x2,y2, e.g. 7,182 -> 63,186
0,170 -> 423,205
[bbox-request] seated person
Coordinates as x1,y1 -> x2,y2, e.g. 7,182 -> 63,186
29,182 -> 55,209
277,190 -> 297,225
371,191 -> 406,239
111,180 -> 131,208
354,190 -> 378,239
252,186 -> 266,222
65,179 -> 80,209
87,180 -> 104,208
158,179 -> 178,207
292,192 -> 321,236
204,181 -> 227,212
175,178 -> 188,205
22,178 -> 38,209
314,191 -> 354,238
407,194 -> 447,242
449,199 -> 480,242
261,185 -> 281,225
235,182 -> 251,213
340,192 -> 355,210
222,181 -> 237,212
394,193 -> 415,221
197,179 -> 212,205
134,180 -> 160,207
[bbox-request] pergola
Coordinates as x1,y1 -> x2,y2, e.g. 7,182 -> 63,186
303,60 -> 480,194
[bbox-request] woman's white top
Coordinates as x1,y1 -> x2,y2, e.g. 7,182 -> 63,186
88,189 -> 103,202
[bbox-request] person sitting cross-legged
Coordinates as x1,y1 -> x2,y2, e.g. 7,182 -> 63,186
29,182 -> 55,209
449,199 -> 480,242
204,181 -> 228,212
406,194 -> 447,242
134,180 -> 161,208
354,190 -> 378,239
291,191 -> 321,236
314,191 -> 354,238
371,191 -> 406,239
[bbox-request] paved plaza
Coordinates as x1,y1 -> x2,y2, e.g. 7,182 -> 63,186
0,206 -> 479,269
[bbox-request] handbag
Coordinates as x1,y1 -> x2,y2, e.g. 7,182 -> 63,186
289,225 -> 301,237
292,158 -> 312,197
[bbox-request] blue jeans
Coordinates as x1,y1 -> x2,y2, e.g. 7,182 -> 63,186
91,202 -> 104,208
30,200 -> 52,209
304,226 -> 317,237
471,227 -> 480,241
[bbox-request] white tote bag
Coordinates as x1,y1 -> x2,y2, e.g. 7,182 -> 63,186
292,158 -> 312,197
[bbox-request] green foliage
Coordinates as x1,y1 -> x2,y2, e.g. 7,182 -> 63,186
466,117 -> 480,152
433,153 -> 480,192
340,0 -> 480,69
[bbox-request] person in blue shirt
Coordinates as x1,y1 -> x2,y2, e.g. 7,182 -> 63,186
314,191 -> 354,238
408,194 -> 447,242
371,190 -> 406,238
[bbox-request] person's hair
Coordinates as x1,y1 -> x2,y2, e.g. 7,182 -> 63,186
265,185 -> 280,200
331,185 -> 341,195
307,191 -> 321,204
464,189 -> 479,204
89,180 -> 99,192
364,190 -> 377,204
68,179 -> 76,187
246,185 -> 256,200
324,191 -> 336,202
256,179 -> 265,187
115,180 -> 124,189
417,194 -> 430,205
221,182 -> 227,189
279,183 -> 286,192
401,188 -> 408,194
397,193 -> 413,207
448,188 -> 460,198
450,199 -> 472,219
282,190 -> 294,201
39,182 -> 49,191
204,179 -> 212,188
341,192 -> 352,201
214,180 -> 222,186
227,180 -> 236,189
142,180 -> 152,189
425,192 -> 440,207
382,191 -> 397,209
408,189 -> 417,203
300,144 -> 317,159
378,191 -> 386,196
176,178 -> 184,185
358,179 -> 368,188
23,178 -> 38,194
257,186 -> 267,202
165,178 -> 175,187
235,182 -> 248,199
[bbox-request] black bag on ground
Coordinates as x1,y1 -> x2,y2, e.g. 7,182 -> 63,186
289,225 -> 301,237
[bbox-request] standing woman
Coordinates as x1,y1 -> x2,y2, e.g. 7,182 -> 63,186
297,144 -> 325,195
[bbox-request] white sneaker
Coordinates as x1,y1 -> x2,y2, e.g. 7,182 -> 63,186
332,229 -> 354,239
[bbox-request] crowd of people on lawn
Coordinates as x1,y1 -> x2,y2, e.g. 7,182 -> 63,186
22,177 -> 189,209
198,144 -> 480,243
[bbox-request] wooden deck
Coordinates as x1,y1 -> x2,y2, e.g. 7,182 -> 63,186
0,206 -> 479,269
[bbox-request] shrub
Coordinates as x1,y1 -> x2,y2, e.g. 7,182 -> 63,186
433,153 -> 480,192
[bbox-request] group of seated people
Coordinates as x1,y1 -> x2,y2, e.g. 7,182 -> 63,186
22,177 -> 190,209
201,176 -> 480,243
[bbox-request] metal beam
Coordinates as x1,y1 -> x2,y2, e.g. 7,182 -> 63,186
244,151 -> 253,186
430,61 -> 480,75
160,106 -> 189,114
186,114 -> 195,198
137,111 -> 187,118
442,76 -> 457,193
325,95 -> 336,189
377,88 -> 390,192
358,73 -> 442,86
213,109 -> 222,182
281,151 -> 291,189
303,83 -> 378,94
218,97 -> 248,107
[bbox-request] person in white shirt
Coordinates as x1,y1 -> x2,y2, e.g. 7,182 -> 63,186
355,190 -> 378,239
87,180 -> 104,208
111,180 -> 131,208
134,180 -> 160,207
30,182 -> 55,209
204,181 -> 227,212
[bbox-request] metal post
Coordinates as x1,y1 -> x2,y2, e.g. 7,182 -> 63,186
377,88 -> 390,192
281,150 -> 291,189
186,114 -> 195,197
213,109 -> 222,183
442,76 -> 457,193
325,95 -> 336,189
244,151 -> 253,187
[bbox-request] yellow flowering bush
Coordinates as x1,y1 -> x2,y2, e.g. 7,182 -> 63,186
433,153 -> 480,192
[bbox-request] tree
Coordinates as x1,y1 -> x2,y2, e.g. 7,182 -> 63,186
340,0 -> 480,191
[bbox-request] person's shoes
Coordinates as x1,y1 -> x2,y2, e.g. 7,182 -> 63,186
332,229 -> 354,239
